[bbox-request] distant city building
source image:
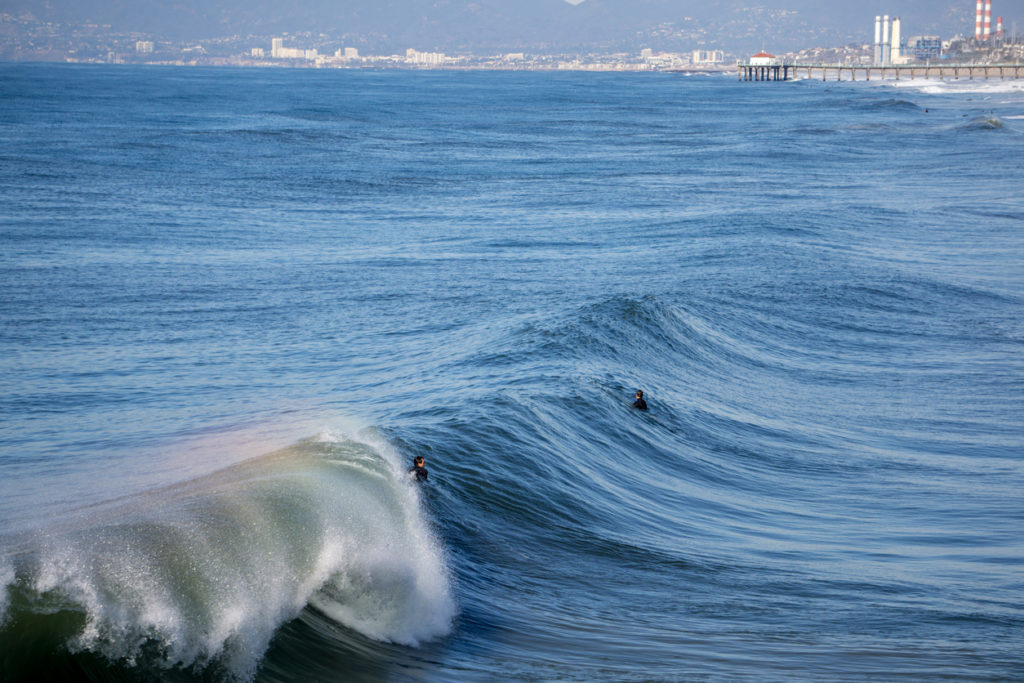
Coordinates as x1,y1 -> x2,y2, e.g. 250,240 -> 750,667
692,49 -> 724,64
504,53 -> 525,61
641,48 -> 654,60
270,38 -> 309,59
251,48 -> 264,58
135,41 -> 154,54
406,49 -> 449,66
344,47 -> 359,59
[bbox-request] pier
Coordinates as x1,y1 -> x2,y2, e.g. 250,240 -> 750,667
738,62 -> 1024,82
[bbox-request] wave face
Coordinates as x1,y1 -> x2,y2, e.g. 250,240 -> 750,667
0,432 -> 455,680
2,65 -> 1024,680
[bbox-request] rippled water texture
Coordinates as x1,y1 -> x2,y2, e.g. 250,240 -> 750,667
1,65 -> 1023,680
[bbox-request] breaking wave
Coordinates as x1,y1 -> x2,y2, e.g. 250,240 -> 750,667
959,115 -> 1006,131
0,430 -> 455,680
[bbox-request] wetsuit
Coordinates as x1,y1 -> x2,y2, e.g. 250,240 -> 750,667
633,397 -> 648,411
409,465 -> 428,481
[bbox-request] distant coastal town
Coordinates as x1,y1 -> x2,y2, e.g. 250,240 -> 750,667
2,10 -> 1021,72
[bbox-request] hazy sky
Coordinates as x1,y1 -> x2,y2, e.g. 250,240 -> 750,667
3,0 -> 1020,52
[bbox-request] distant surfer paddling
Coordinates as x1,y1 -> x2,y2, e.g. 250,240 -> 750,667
409,456 -> 428,482
632,390 -> 648,411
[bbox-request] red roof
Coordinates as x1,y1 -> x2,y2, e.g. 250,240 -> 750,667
752,52 -> 776,58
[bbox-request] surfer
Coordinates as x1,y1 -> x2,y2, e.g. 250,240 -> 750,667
632,390 -> 648,411
409,456 -> 428,482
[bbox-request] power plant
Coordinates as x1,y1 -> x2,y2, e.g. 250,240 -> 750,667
871,1 -> 1013,66
743,0 -> 1023,82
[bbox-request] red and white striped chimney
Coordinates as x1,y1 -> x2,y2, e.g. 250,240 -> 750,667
984,1 -> 992,39
975,0 -> 984,39
997,16 -> 1003,39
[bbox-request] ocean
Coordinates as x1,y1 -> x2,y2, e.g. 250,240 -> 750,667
1,63 -> 1022,681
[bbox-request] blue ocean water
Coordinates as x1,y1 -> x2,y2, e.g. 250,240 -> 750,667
1,63 -> 1023,681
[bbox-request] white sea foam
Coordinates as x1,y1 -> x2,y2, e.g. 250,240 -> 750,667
0,562 -> 13,625
876,78 -> 1024,97
11,428 -> 455,679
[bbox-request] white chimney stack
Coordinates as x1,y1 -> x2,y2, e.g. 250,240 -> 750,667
874,16 -> 882,64
882,15 -> 891,65
891,17 -> 902,62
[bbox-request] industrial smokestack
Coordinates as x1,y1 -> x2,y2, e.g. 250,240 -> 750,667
891,17 -> 902,62
976,0 -> 984,40
984,0 -> 992,39
882,15 -> 891,65
874,16 -> 882,64
997,16 -> 1003,39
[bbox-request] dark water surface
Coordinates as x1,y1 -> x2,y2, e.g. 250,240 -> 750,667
1,64 -> 1023,681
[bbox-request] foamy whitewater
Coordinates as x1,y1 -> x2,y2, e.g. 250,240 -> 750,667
1,65 -> 1023,681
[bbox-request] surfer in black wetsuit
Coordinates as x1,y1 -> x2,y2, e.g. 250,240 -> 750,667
409,456 -> 428,482
633,390 -> 648,411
